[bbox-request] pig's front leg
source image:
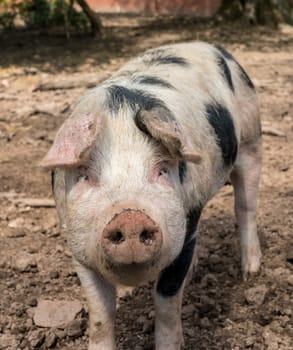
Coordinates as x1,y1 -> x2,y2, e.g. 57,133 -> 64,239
74,260 -> 116,350
231,141 -> 262,280
155,289 -> 184,350
155,208 -> 200,350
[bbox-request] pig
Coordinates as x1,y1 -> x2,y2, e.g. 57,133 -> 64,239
40,42 -> 262,349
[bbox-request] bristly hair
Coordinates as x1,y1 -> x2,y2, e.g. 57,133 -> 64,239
107,85 -> 167,114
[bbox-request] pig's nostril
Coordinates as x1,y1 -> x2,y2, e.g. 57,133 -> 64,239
102,211 -> 163,265
139,230 -> 155,246
108,230 -> 125,244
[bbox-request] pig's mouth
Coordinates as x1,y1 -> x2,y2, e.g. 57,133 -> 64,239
103,258 -> 161,286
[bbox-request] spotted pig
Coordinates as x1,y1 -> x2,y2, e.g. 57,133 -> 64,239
41,42 -> 262,350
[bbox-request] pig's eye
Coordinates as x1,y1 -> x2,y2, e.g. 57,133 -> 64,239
78,174 -> 89,181
158,166 -> 169,177
150,162 -> 171,183
77,166 -> 90,182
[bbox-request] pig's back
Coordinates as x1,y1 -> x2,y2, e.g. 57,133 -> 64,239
98,42 -> 259,204
105,41 -> 258,146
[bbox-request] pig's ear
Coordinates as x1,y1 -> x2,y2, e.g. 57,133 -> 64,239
135,107 -> 201,163
39,111 -> 102,169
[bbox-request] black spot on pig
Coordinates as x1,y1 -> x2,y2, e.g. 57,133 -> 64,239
134,113 -> 152,137
216,45 -> 234,60
217,54 -> 234,92
156,207 -> 201,297
153,55 -> 188,66
185,206 -> 202,241
107,85 -> 166,113
178,161 -> 187,184
134,75 -> 175,89
206,104 -> 238,166
51,170 -> 55,192
216,46 -> 255,89
156,238 -> 196,297
146,49 -> 189,67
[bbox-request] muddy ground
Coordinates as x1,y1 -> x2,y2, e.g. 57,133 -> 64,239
0,17 -> 292,350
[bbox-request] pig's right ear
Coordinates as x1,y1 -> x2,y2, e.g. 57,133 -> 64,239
39,111 -> 102,169
135,107 -> 202,163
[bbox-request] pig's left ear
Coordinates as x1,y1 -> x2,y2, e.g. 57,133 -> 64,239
39,111 -> 102,169
135,107 -> 201,163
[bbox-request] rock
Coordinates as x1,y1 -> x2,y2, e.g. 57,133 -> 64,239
0,333 -> 18,349
184,327 -> 196,337
148,310 -> 155,319
16,198 -> 55,208
136,315 -> 146,324
7,227 -> 26,238
28,330 -> 45,348
287,275 -> 293,286
45,331 -> 57,348
13,255 -> 37,272
65,319 -> 86,338
26,307 -> 36,319
182,304 -> 195,318
262,327 -> 279,350
11,324 -> 26,334
264,267 -> 291,281
117,285 -> 134,298
55,329 -> 66,340
142,319 -> 153,333
19,338 -> 29,349
200,273 -> 217,288
8,217 -> 25,228
200,317 -> 211,329
245,336 -> 255,347
244,285 -> 268,306
199,296 -> 215,316
25,318 -> 33,329
55,244 -> 64,253
49,271 -> 60,279
135,315 -> 153,333
33,299 -> 83,328
28,298 -> 38,307
28,247 -> 38,254
31,225 -> 43,233
262,126 -> 286,137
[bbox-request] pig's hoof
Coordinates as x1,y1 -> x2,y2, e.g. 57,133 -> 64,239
242,252 -> 262,281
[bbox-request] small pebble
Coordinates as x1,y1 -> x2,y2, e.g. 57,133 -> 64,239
244,285 -> 268,306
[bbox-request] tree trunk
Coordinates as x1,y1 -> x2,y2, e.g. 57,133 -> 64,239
75,0 -> 102,36
217,0 -> 244,20
217,0 -> 292,26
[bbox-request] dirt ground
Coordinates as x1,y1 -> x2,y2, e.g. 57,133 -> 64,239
0,17 -> 292,350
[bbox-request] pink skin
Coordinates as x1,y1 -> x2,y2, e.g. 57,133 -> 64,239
149,161 -> 173,185
69,166 -> 99,200
40,112 -> 103,169
101,209 -> 163,265
70,161 -> 175,201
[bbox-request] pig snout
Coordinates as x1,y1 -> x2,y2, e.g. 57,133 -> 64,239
101,210 -> 162,266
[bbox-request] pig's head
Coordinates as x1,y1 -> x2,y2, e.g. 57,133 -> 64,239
40,97 -> 201,286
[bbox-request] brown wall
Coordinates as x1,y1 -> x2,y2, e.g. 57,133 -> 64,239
87,0 -> 222,17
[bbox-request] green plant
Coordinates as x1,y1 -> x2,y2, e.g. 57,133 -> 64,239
0,0 -> 17,30
51,0 -> 89,30
19,0 -> 51,28
0,0 -> 96,35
